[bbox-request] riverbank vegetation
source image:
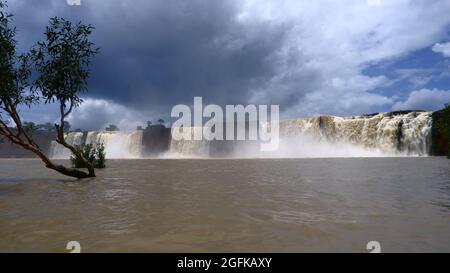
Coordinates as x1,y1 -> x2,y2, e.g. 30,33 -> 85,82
70,143 -> 106,169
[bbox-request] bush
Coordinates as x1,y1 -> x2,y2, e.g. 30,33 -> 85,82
70,143 -> 106,169
94,143 -> 106,168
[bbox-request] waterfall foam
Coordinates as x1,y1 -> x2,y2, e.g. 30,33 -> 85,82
48,111 -> 433,159
276,111 -> 432,157
168,127 -> 210,157
85,131 -> 143,159
49,132 -> 84,159
170,111 -> 433,157
50,131 -> 143,159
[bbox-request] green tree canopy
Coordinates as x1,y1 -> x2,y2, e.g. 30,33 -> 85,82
0,1 -> 100,178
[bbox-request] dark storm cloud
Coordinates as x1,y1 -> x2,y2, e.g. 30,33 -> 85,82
10,0 -> 287,114
8,0 -> 450,130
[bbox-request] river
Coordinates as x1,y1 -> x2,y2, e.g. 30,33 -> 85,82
0,158 -> 449,252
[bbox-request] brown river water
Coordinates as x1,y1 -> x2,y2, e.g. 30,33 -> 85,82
0,158 -> 449,252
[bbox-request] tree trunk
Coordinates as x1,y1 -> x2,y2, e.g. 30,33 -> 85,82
28,143 -> 96,179
55,123 -> 96,177
1,101 -> 96,179
0,128 -> 96,179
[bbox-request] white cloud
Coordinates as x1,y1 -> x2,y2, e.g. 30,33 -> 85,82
66,98 -> 152,131
17,98 -> 160,131
432,42 -> 450,57
10,0 -> 450,119
366,0 -> 383,6
241,0 -> 450,116
393,88 -> 450,111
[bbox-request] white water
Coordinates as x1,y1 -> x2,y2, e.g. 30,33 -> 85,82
168,127 -> 210,157
50,131 -> 143,159
49,111 -> 433,159
169,111 -> 432,158
85,131 -> 143,159
272,111 -> 433,157
49,132 -> 84,159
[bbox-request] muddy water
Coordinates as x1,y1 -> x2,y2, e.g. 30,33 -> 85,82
0,158 -> 449,252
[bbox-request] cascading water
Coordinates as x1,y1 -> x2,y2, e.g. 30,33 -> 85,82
278,111 -> 432,156
85,131 -> 143,158
170,111 -> 433,157
50,131 -> 143,159
48,111 -> 433,159
168,127 -> 210,157
49,132 -> 84,159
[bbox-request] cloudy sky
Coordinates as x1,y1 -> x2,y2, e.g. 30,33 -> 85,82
7,0 -> 450,130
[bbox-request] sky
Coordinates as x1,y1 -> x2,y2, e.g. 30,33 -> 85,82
6,0 -> 450,130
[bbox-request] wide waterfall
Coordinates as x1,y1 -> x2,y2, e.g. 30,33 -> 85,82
169,111 -> 432,157
50,131 -> 143,159
49,111 -> 433,159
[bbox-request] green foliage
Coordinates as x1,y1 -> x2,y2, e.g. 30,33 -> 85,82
0,1 -> 35,117
70,143 -> 106,169
105,124 -> 119,131
0,2 -> 100,178
31,17 -> 99,110
94,143 -> 106,168
37,122 -> 55,132
23,121 -> 38,134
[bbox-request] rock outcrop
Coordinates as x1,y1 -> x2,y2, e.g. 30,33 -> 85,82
431,106 -> 450,157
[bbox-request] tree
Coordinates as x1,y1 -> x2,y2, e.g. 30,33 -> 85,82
136,125 -> 143,131
23,122 -> 38,134
0,2 -> 100,179
37,122 -> 56,132
63,121 -> 71,132
146,121 -> 152,128
158,118 -> 164,125
105,124 -> 119,131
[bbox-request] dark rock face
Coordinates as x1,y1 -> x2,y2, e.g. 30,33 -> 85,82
141,125 -> 171,156
431,106 -> 450,157
397,120 -> 404,152
0,131 -> 55,158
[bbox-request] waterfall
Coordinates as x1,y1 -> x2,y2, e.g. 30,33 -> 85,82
50,131 -> 143,159
48,111 -> 433,159
85,131 -> 143,159
49,132 -> 84,159
168,111 -> 433,157
168,127 -> 210,157
278,111 -> 432,156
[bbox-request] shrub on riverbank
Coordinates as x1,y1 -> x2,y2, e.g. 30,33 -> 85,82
70,144 -> 106,169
